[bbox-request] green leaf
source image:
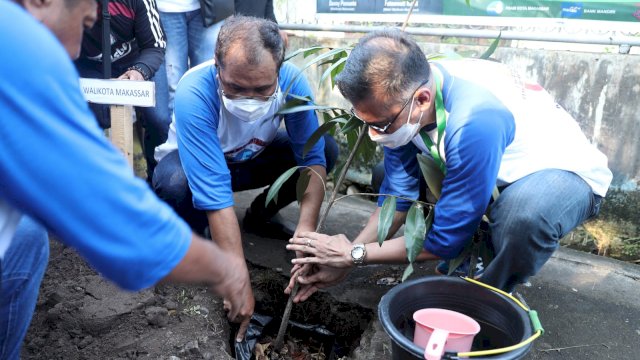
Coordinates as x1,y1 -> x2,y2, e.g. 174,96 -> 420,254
319,57 -> 348,89
287,93 -> 312,103
480,31 -> 501,60
266,166 -> 300,206
416,153 -> 444,200
295,169 -> 311,205
330,60 -> 346,89
284,45 -> 324,62
377,197 -> 397,246
465,0 -> 471,6
339,114 -> 361,135
401,263 -> 414,282
358,132 -> 378,165
277,104 -> 334,115
404,203 -> 427,263
303,119 -> 343,158
282,47 -> 350,98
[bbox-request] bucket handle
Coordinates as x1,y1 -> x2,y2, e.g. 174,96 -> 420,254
453,277 -> 544,358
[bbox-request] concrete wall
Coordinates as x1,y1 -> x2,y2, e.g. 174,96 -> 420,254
287,34 -> 639,238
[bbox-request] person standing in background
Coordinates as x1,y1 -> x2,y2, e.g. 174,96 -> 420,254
157,0 -> 224,115
75,0 -> 171,181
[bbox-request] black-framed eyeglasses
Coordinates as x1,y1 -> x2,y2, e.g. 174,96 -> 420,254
216,65 -> 279,102
351,79 -> 430,134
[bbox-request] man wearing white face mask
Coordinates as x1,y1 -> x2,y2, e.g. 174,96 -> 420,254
152,14 -> 337,267
284,29 -> 612,303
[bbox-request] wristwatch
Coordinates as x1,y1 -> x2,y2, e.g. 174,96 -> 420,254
350,244 -> 367,265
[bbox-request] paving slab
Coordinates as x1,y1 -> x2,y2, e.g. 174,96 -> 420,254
234,189 -> 640,360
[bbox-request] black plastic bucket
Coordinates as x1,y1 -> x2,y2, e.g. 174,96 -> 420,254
378,276 -> 533,360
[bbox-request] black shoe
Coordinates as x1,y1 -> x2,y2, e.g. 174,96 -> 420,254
242,208 -> 295,240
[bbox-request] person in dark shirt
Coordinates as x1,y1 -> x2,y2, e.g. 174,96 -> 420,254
75,0 -> 170,179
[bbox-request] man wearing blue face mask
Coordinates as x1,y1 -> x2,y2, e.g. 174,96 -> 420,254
152,15 -> 338,264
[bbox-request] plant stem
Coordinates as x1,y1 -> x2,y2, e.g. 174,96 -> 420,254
273,126 -> 368,350
401,0 -> 418,32
317,127 -> 368,233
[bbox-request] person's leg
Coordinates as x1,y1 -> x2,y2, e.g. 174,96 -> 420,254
0,216 -> 49,360
139,62 -> 171,180
152,150 -> 208,233
482,169 -> 600,292
232,131 -> 338,217
187,10 -> 222,66
160,11 -> 189,115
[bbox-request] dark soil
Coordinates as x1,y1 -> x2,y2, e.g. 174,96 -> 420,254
22,238 -> 372,360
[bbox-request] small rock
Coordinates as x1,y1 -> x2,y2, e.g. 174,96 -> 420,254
376,277 -> 399,286
145,306 -> 169,327
197,335 -> 208,344
635,329 -> 640,335
202,352 -> 214,360
169,356 -> 181,360
164,301 -> 178,311
571,288 -> 578,292
78,335 -> 94,349
275,267 -> 283,273
179,340 -> 200,356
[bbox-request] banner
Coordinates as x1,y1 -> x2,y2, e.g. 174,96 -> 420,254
316,1 -> 640,23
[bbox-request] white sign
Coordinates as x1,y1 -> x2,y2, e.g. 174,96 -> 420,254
79,78 -> 156,107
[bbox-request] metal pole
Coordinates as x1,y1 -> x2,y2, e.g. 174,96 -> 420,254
279,23 -> 639,48
101,0 -> 111,79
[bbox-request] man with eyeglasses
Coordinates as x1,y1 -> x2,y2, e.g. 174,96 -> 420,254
284,28 -> 612,303
152,15 -> 338,312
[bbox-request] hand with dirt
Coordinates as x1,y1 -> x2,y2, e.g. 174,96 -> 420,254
215,257 -> 255,342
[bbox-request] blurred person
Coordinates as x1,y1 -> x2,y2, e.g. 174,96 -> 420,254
0,2 -> 252,358
75,0 -> 170,179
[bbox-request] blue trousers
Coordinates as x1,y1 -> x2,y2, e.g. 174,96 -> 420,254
152,131 -> 339,233
160,10 -> 222,115
482,169 -> 601,292
0,216 -> 49,360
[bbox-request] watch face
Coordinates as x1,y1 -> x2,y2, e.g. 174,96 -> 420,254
352,247 -> 364,259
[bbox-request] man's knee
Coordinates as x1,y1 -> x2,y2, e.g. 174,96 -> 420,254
152,151 -> 189,205
5,217 -> 49,281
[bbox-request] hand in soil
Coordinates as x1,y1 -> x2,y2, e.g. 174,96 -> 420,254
215,253 -> 255,341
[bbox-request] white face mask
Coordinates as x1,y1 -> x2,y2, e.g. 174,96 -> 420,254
222,96 -> 278,123
369,99 -> 424,149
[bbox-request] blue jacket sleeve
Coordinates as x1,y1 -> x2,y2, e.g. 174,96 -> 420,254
174,67 -> 234,211
424,107 -> 514,259
280,63 -> 327,168
0,8 -> 191,291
